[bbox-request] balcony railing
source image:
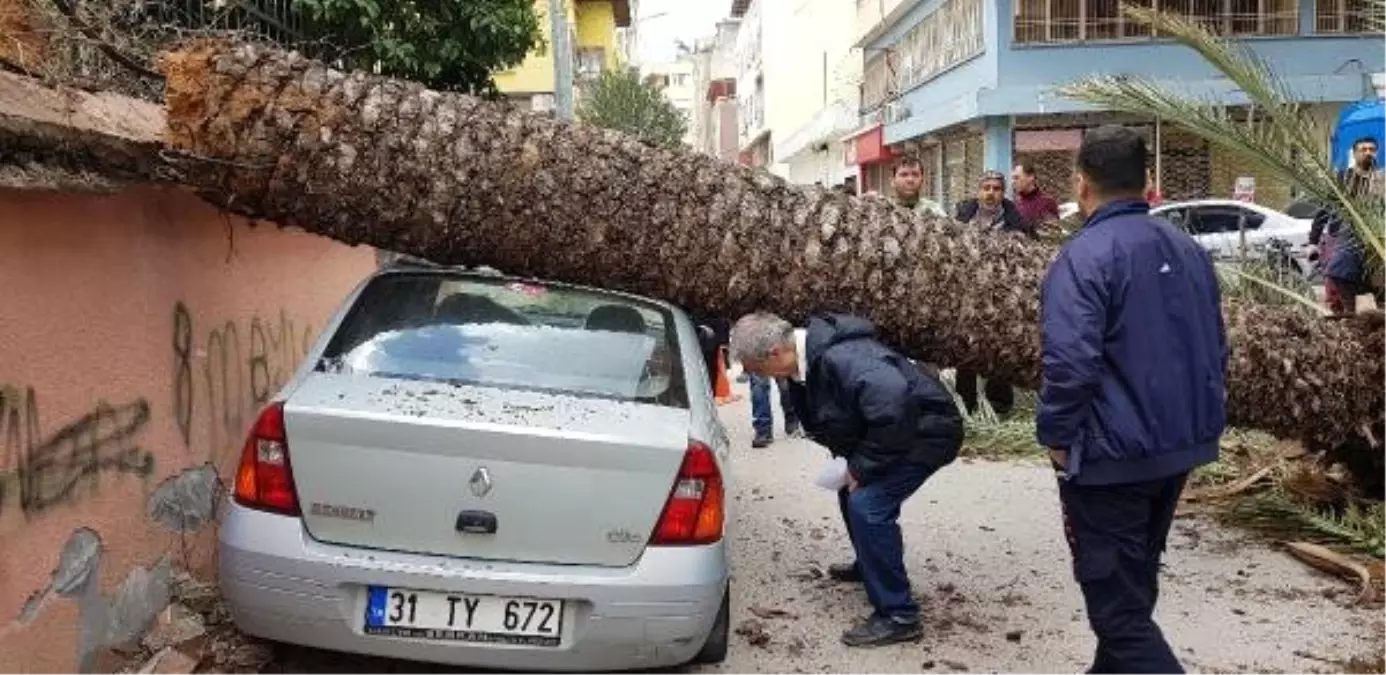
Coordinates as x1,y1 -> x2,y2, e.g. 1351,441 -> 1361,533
859,0 -> 984,115
1014,0 -> 1308,42
1315,0 -> 1380,32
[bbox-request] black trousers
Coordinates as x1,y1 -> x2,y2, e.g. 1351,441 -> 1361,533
1057,472 -> 1188,674
955,369 -> 1014,415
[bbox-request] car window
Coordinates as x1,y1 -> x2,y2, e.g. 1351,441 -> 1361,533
1157,208 -> 1191,232
1284,199 -> 1319,219
318,273 -> 688,408
1190,207 -> 1244,234
1209,206 -> 1264,231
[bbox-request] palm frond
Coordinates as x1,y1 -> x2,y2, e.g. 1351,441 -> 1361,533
1054,4 -> 1385,274
936,370 -> 1045,458
1230,491 -> 1386,558
1215,262 -> 1325,315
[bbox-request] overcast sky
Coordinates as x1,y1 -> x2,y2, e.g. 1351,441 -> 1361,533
635,0 -> 729,65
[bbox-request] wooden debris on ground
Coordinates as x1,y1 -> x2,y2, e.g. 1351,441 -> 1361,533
1283,541 -> 1382,605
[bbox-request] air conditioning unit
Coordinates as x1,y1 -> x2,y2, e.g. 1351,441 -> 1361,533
884,101 -> 911,124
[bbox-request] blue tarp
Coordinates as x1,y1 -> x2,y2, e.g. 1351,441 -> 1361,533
1332,99 -> 1385,170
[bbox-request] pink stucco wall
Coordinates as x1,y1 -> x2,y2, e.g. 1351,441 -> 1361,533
0,186 -> 376,672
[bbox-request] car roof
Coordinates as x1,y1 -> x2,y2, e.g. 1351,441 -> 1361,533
1154,199 -> 1311,219
1153,199 -> 1278,213
373,260 -> 684,314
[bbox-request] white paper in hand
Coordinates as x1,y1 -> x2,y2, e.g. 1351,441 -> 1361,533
813,456 -> 850,491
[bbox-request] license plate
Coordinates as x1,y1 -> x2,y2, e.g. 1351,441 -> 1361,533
363,586 -> 564,646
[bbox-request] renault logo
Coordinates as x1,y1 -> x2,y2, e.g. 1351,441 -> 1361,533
469,467 -> 493,498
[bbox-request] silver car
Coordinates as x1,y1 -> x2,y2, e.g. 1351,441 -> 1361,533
220,265 -> 733,671
1152,199 -> 1314,266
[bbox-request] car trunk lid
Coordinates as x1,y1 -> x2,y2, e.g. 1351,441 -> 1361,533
282,373 -> 691,567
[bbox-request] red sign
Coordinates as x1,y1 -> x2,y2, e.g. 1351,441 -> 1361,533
846,126 -> 895,167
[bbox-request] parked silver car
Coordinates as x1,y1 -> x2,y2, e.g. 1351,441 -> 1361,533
1151,199 -> 1314,269
220,265 -> 733,671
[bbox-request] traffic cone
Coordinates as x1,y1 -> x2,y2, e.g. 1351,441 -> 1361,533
714,346 -> 740,406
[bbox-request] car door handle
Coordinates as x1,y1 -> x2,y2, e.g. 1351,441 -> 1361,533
455,510 -> 498,535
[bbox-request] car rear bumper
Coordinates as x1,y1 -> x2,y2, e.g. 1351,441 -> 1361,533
218,502 -> 728,671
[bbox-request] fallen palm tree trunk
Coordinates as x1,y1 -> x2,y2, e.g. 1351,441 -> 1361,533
158,41 -> 1383,450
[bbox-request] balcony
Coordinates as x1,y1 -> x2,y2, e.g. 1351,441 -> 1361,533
1013,0 -> 1312,43
855,0 -> 913,46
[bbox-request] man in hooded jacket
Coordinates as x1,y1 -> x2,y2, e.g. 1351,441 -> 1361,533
730,312 -> 963,647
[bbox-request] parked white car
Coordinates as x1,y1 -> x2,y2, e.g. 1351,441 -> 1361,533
220,265 -> 732,671
1151,199 -> 1313,263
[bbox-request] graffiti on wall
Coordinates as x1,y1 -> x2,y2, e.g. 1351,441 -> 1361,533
171,302 -> 315,462
0,386 -> 156,517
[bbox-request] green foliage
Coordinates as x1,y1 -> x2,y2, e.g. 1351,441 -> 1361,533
577,68 -> 689,149
935,372 -> 1046,459
1232,491 -> 1385,558
1215,261 -> 1322,314
292,0 -> 542,95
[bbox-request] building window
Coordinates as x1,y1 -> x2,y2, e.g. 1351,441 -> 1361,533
861,52 -> 894,115
1316,0 -> 1377,32
577,48 -> 605,81
1014,0 -> 1299,42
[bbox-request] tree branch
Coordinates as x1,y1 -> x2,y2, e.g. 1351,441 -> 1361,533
48,0 -> 165,81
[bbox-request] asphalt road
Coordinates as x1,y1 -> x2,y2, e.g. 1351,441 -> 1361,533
269,381 -> 1382,673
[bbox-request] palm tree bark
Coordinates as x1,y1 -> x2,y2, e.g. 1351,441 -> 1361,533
160,41 -> 1383,448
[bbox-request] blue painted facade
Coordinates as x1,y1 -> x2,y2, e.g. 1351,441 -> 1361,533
872,0 -> 1384,149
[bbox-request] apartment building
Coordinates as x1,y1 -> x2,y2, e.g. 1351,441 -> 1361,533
688,18 -> 743,161
493,0 -> 634,112
848,0 -> 1383,207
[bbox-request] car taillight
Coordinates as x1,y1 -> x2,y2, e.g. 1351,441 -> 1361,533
233,403 -> 300,516
650,441 -> 724,546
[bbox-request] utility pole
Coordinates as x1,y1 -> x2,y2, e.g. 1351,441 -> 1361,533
548,0 -> 574,121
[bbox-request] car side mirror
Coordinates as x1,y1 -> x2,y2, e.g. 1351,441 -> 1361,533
697,324 -> 718,353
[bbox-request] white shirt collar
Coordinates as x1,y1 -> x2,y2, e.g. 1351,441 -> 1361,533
792,329 -> 809,382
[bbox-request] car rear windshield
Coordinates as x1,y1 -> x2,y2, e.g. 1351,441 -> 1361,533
317,273 -> 689,408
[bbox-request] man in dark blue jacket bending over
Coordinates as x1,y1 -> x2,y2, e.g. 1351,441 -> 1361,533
1039,125 -> 1228,674
730,312 -> 962,648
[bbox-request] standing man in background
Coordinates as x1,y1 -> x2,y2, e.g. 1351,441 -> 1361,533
889,156 -> 947,217
1012,161 -> 1061,230
749,370 -> 801,448
1318,137 -> 1384,314
952,170 -> 1031,417
1039,126 -> 1227,674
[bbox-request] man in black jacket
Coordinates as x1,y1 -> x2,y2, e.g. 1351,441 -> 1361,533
730,312 -> 963,647
953,170 -> 1033,237
952,170 -> 1033,416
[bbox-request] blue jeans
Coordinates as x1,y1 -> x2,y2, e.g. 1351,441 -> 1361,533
837,460 -> 936,622
749,373 -> 798,437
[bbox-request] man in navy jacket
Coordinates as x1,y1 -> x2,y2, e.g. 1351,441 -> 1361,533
1039,126 -> 1228,674
730,312 -> 962,648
